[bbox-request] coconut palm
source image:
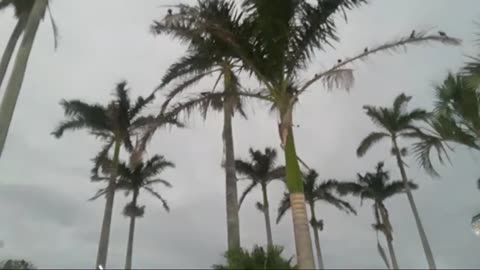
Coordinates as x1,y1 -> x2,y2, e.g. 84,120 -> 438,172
277,170 -> 356,269
213,245 -> 294,270
149,6 -> 265,251
338,162 -> 418,269
155,1 -> 460,267
91,154 -> 174,270
357,93 -> 443,269
234,147 -> 285,247
51,82 -> 175,268
0,0 -> 59,158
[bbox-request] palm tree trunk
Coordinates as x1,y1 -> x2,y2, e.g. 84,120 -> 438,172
124,190 -> 138,270
222,67 -> 241,251
392,138 -> 436,269
308,203 -> 323,270
261,182 -> 273,247
96,140 -> 121,269
0,14 -> 28,90
283,123 -> 315,269
378,204 -> 399,269
0,0 -> 47,159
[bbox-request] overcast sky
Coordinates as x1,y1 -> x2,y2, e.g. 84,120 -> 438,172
1,0 -> 480,269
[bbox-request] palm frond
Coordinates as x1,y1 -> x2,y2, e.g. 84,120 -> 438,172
412,132 -> 451,177
51,118 -> 88,138
382,180 -> 417,200
300,30 -> 461,94
320,191 -> 357,214
238,181 -> 258,208
318,68 -> 354,91
88,188 -> 107,201
143,186 -> 170,212
356,132 -> 390,157
392,93 -> 412,116
146,178 -> 172,188
276,192 -> 290,224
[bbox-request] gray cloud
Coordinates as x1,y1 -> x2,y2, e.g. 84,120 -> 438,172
1,0 -> 480,269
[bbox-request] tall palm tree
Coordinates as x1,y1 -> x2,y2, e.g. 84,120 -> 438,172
150,6 -> 263,251
157,1 -> 460,267
357,93 -> 442,269
51,82 -> 168,268
0,0 -> 59,158
338,162 -> 418,269
234,147 -> 285,247
99,155 -> 174,270
277,170 -> 356,270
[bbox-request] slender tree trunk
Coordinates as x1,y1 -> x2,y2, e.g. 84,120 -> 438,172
378,204 -> 399,269
392,138 -> 436,269
0,0 -> 47,159
261,182 -> 273,247
124,190 -> 138,270
283,120 -> 315,269
309,203 -> 323,270
0,14 -> 28,90
96,140 -> 121,269
222,67 -> 241,251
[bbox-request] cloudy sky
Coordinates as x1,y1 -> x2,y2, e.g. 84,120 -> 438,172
1,0 -> 480,269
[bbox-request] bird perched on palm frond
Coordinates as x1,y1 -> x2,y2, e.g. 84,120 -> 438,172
410,30 -> 416,38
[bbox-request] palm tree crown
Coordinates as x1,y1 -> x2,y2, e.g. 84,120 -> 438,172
235,147 -> 285,207
277,170 -> 356,224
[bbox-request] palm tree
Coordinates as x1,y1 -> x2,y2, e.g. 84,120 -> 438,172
0,0 -> 34,88
213,245 -> 294,270
97,154 -> 174,270
277,170 -> 356,269
357,93 -> 442,269
234,147 -> 285,247
149,6 -> 264,251
157,1 -> 460,267
0,0 -> 59,158
51,82 -> 168,268
338,162 -> 418,269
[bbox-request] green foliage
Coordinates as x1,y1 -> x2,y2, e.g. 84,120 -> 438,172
0,0 -> 34,18
0,259 -> 36,270
213,245 -> 294,270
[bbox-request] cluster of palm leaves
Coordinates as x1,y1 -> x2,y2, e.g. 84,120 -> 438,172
0,0 -> 475,269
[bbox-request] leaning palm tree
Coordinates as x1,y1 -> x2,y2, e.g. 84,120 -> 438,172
277,170 -> 356,270
0,0 -> 34,88
234,147 -> 285,247
149,6 -> 262,251
0,0 -> 58,158
357,93 -> 442,269
338,162 -> 418,269
51,82 -> 166,268
92,154 -> 174,270
155,1 -> 460,267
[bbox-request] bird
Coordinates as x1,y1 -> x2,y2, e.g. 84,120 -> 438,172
438,31 -> 447,37
200,92 -> 208,96
337,59 -> 342,64
410,30 -> 415,39
364,47 -> 368,53
167,9 -> 172,15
